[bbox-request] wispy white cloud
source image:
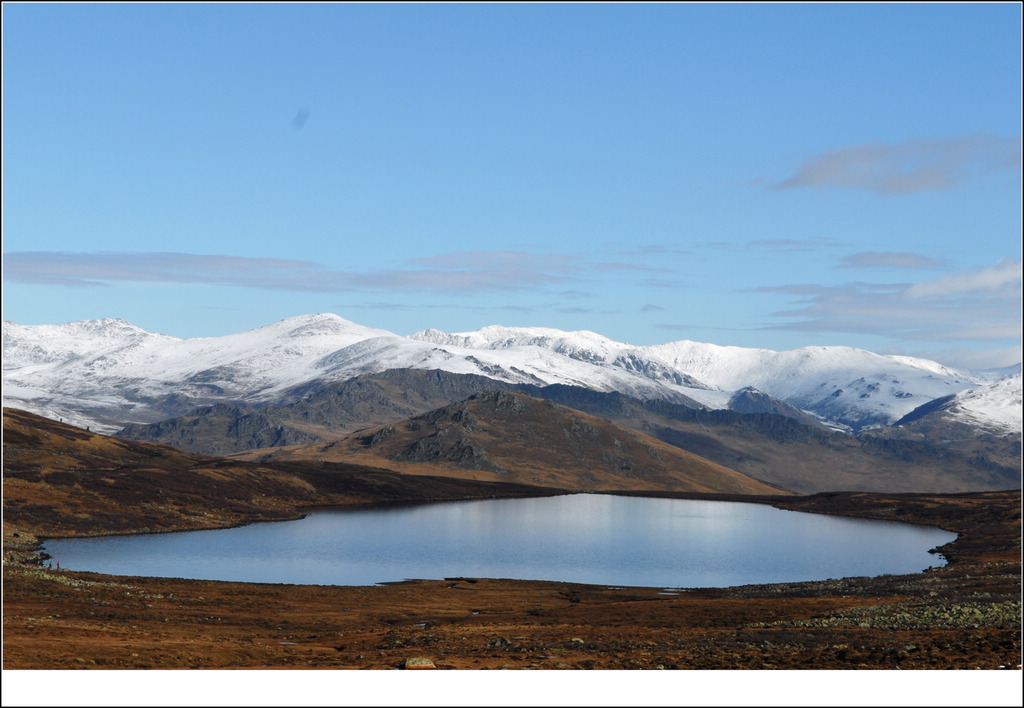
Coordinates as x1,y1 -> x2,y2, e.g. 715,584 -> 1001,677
749,259 -> 1022,348
559,289 -> 593,300
839,251 -> 947,269
748,238 -> 845,253
766,134 -> 1021,195
608,243 -> 694,258
365,250 -> 587,293
641,277 -> 693,290
349,301 -> 539,315
919,345 -> 1023,372
2,251 -> 325,289
695,237 -> 845,254
654,321 -> 749,334
4,249 -> 703,297
408,250 -> 579,273
592,261 -> 671,273
3,250 -> 587,295
907,258 -> 1021,298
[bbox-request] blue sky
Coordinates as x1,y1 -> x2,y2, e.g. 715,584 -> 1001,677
3,3 -> 1021,369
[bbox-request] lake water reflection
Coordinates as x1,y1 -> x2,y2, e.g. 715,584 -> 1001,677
42,494 -> 957,588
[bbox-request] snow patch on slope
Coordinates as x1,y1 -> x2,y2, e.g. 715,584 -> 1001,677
644,341 -> 986,430
946,371 -> 1023,434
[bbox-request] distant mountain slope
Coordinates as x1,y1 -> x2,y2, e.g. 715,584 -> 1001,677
616,342 -> 992,432
643,410 -> 1021,495
726,387 -> 828,428
535,384 -> 1020,494
410,325 -> 1009,433
114,368 -> 1021,494
2,314 -> 401,432
242,391 -> 790,496
894,372 -> 1023,436
2,407 -> 561,538
6,314 -> 1017,436
114,369 -> 535,455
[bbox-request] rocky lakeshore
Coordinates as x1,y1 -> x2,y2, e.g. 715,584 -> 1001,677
3,407 -> 1021,705
4,491 -> 1020,674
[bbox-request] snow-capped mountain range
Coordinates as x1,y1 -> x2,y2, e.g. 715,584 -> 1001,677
3,313 -> 1021,437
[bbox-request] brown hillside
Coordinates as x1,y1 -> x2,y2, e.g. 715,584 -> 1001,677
628,410 -> 1022,494
240,391 -> 791,495
1,407 -> 561,540
3,408 -> 1019,674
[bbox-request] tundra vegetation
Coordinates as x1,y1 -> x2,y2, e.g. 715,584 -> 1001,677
2,408 -> 1020,674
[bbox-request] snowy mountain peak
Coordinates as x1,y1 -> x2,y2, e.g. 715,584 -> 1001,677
3,317 -> 160,345
3,313 -> 1020,437
251,313 -> 395,341
948,370 -> 1023,434
408,324 -> 709,389
410,324 -> 624,351
2,318 -> 178,370
885,354 -> 979,380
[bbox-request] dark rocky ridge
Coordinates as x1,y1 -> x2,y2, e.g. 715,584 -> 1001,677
116,369 -> 530,454
111,369 -> 823,455
115,369 -> 1022,495
727,387 -> 828,429
257,390 -> 788,496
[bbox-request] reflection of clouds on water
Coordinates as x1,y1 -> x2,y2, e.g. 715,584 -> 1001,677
42,495 -> 956,589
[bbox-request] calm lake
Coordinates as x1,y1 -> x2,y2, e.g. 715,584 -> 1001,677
42,494 -> 957,589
